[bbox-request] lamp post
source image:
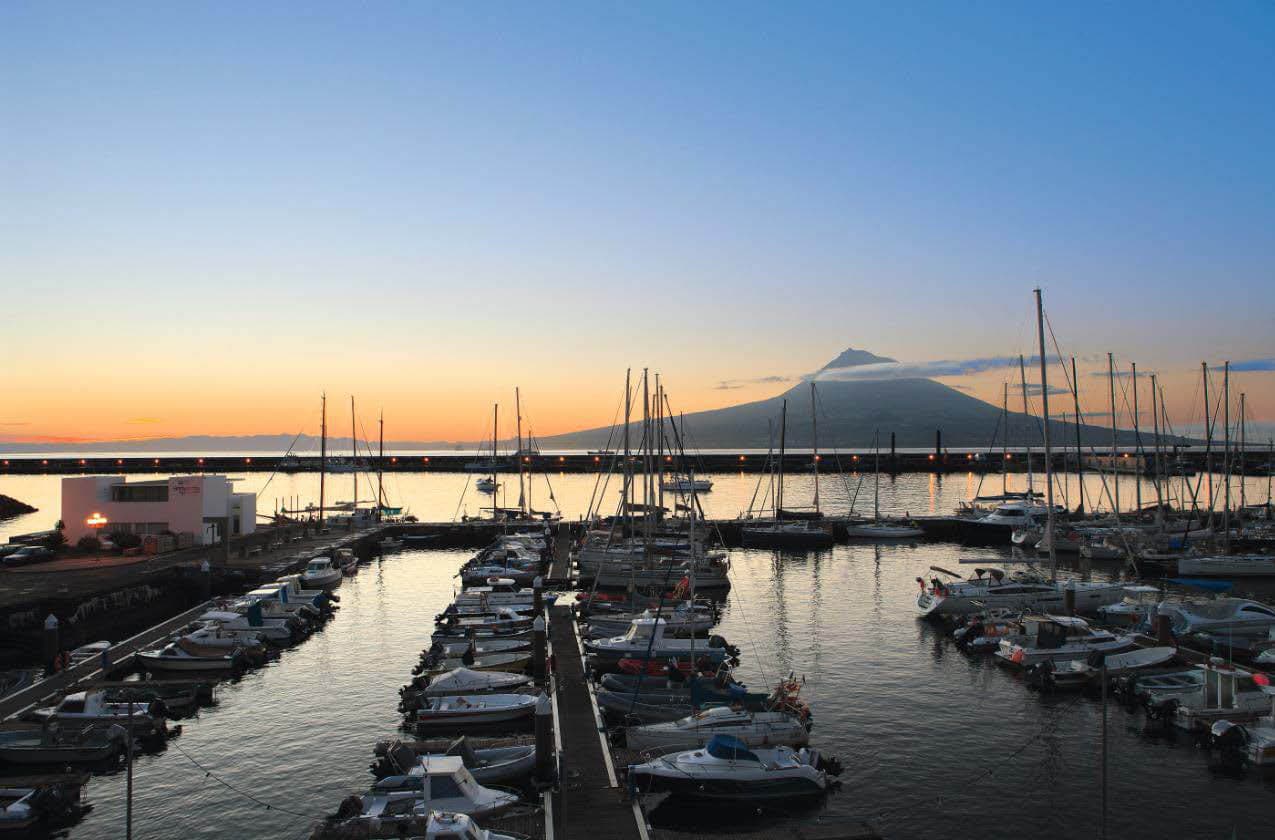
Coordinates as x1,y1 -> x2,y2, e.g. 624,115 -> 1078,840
86,513 -> 108,556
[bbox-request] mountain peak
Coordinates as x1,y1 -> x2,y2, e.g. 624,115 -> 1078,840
820,347 -> 896,372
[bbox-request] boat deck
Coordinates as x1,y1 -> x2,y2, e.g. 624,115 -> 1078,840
549,602 -> 643,840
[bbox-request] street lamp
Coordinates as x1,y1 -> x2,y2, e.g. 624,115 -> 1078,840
86,513 -> 108,555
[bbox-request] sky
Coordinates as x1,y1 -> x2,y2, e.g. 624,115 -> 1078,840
1,2 -> 1272,444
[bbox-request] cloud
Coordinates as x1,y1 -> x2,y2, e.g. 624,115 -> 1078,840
1086,369 -> 1154,379
1023,384 -> 1069,397
1231,358 -> 1275,372
714,375 -> 793,390
814,355 -> 1059,383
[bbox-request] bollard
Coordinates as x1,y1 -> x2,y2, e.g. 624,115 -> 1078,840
199,558 -> 212,601
1063,586 -> 1076,616
1155,613 -> 1173,645
42,614 -> 60,675
534,691 -> 554,783
533,613 -> 547,681
533,575 -> 544,615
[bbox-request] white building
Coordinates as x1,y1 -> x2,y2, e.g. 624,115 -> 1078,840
61,475 -> 256,546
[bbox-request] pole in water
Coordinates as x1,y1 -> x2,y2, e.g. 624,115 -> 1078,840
126,699 -> 135,840
1101,660 -> 1108,840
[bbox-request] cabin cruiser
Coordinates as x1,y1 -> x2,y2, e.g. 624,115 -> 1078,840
624,706 -> 810,753
626,734 -> 838,801
1157,598 -> 1275,635
995,615 -> 1133,668
454,578 -> 551,609
957,500 -> 1055,544
374,737 -> 536,785
916,567 -> 1123,618
29,690 -> 166,738
301,556 -> 343,588
740,520 -> 835,550
584,618 -> 738,669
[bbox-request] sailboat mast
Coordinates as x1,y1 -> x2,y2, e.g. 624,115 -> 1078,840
1018,355 -> 1034,495
1240,392 -> 1247,513
1150,374 -> 1164,520
623,368 -> 632,532
1034,289 -> 1058,580
1071,357 -> 1085,513
811,381 -> 820,513
491,403 -> 498,512
319,393 -> 327,527
351,396 -> 357,520
1132,363 -> 1142,513
1108,353 -> 1118,515
1002,382 -> 1009,496
1223,361 -> 1231,553
515,387 -> 525,517
1203,362 -> 1213,522
777,399 -> 788,520
642,369 -> 652,543
873,429 -> 880,522
377,410 -> 384,515
656,375 -> 664,516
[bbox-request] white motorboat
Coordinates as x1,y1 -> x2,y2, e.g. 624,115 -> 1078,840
845,521 -> 924,540
585,602 -> 716,639
584,618 -> 737,667
419,652 -> 532,676
1096,585 -> 1164,627
411,694 -> 539,729
624,706 -> 810,753
994,615 -> 1134,668
436,608 -> 533,635
137,640 -> 243,672
1034,646 -> 1177,690
273,574 -> 332,608
244,584 -> 322,621
199,608 -> 294,643
957,501 -> 1054,543
626,735 -> 837,801
412,668 -> 533,697
1176,555 -> 1275,577
0,724 -> 127,764
1159,660 -> 1273,731
427,639 -> 531,660
475,477 -> 498,494
1208,677 -> 1275,765
29,690 -> 165,738
339,757 -> 518,824
1157,598 -> 1275,635
376,737 -> 536,785
661,477 -> 713,493
916,567 -> 1123,618
66,641 -> 111,668
174,621 -> 267,650
301,556 -> 343,589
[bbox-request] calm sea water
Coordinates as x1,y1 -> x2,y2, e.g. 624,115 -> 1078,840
2,470 -> 1273,839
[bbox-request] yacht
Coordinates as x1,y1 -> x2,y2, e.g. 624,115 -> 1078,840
957,501 -> 1055,544
1157,598 -> 1275,635
916,568 -> 1123,618
1176,555 -> 1275,577
624,706 -> 810,753
740,520 -> 835,549
626,734 -> 837,801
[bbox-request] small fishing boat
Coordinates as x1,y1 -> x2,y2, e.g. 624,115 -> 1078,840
585,602 -> 717,639
410,694 -> 539,729
626,735 -> 839,802
1096,585 -> 1165,627
436,609 -> 533,636
199,608 -> 295,643
624,706 -> 810,753
1157,660 -> 1274,731
374,737 -> 536,785
0,724 -> 127,764
336,548 -> 359,576
137,640 -> 243,673
378,537 -> 404,552
475,477 -> 498,494
301,556 -> 343,589
0,777 -> 88,832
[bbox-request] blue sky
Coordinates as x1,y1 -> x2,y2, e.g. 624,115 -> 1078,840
1,2 -> 1272,440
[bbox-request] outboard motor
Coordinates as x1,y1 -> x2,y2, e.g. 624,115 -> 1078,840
1142,697 -> 1179,731
331,795 -> 363,821
1209,720 -> 1250,769
1025,661 -> 1055,692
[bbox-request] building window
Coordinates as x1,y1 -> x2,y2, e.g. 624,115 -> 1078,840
111,485 -> 169,503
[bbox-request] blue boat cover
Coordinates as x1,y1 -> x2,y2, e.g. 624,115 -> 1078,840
1168,577 -> 1234,592
706,734 -> 760,762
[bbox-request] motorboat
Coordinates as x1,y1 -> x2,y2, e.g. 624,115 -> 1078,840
995,615 -> 1133,668
623,706 -> 810,753
916,567 -> 1123,619
951,612 -> 1023,653
661,477 -> 713,493
475,477 -> 498,494
425,638 -> 531,661
172,621 -> 267,651
28,690 -> 166,738
585,602 -> 717,639
1027,646 -> 1177,691
1208,676 -> 1275,766
410,694 -> 539,729
0,723 -> 127,764
626,735 -> 838,801
0,778 -> 88,832
273,574 -> 336,610
336,548 -> 359,575
1157,598 -> 1275,635
845,520 -> 925,540
379,537 -> 404,552
584,618 -> 738,669
331,757 -> 518,826
199,607 -> 295,643
1176,555 -> 1275,577
436,608 -> 533,635
956,501 -> 1054,544
373,737 -> 536,785
740,520 -> 835,550
66,641 -> 111,668
1155,660 -> 1274,731
1096,585 -> 1165,627
589,558 -> 732,591
408,667 -> 534,697
137,639 -> 244,672
301,556 -> 343,589
418,652 -> 532,677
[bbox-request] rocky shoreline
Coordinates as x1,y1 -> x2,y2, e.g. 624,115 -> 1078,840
0,493 -> 38,519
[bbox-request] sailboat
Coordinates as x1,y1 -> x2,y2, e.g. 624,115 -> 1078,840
846,430 -> 924,539
740,396 -> 834,549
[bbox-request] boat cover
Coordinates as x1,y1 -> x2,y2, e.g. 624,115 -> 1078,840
706,734 -> 760,762
426,667 -> 526,694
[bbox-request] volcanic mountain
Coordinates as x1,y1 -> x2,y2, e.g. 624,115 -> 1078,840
540,347 -> 1158,450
